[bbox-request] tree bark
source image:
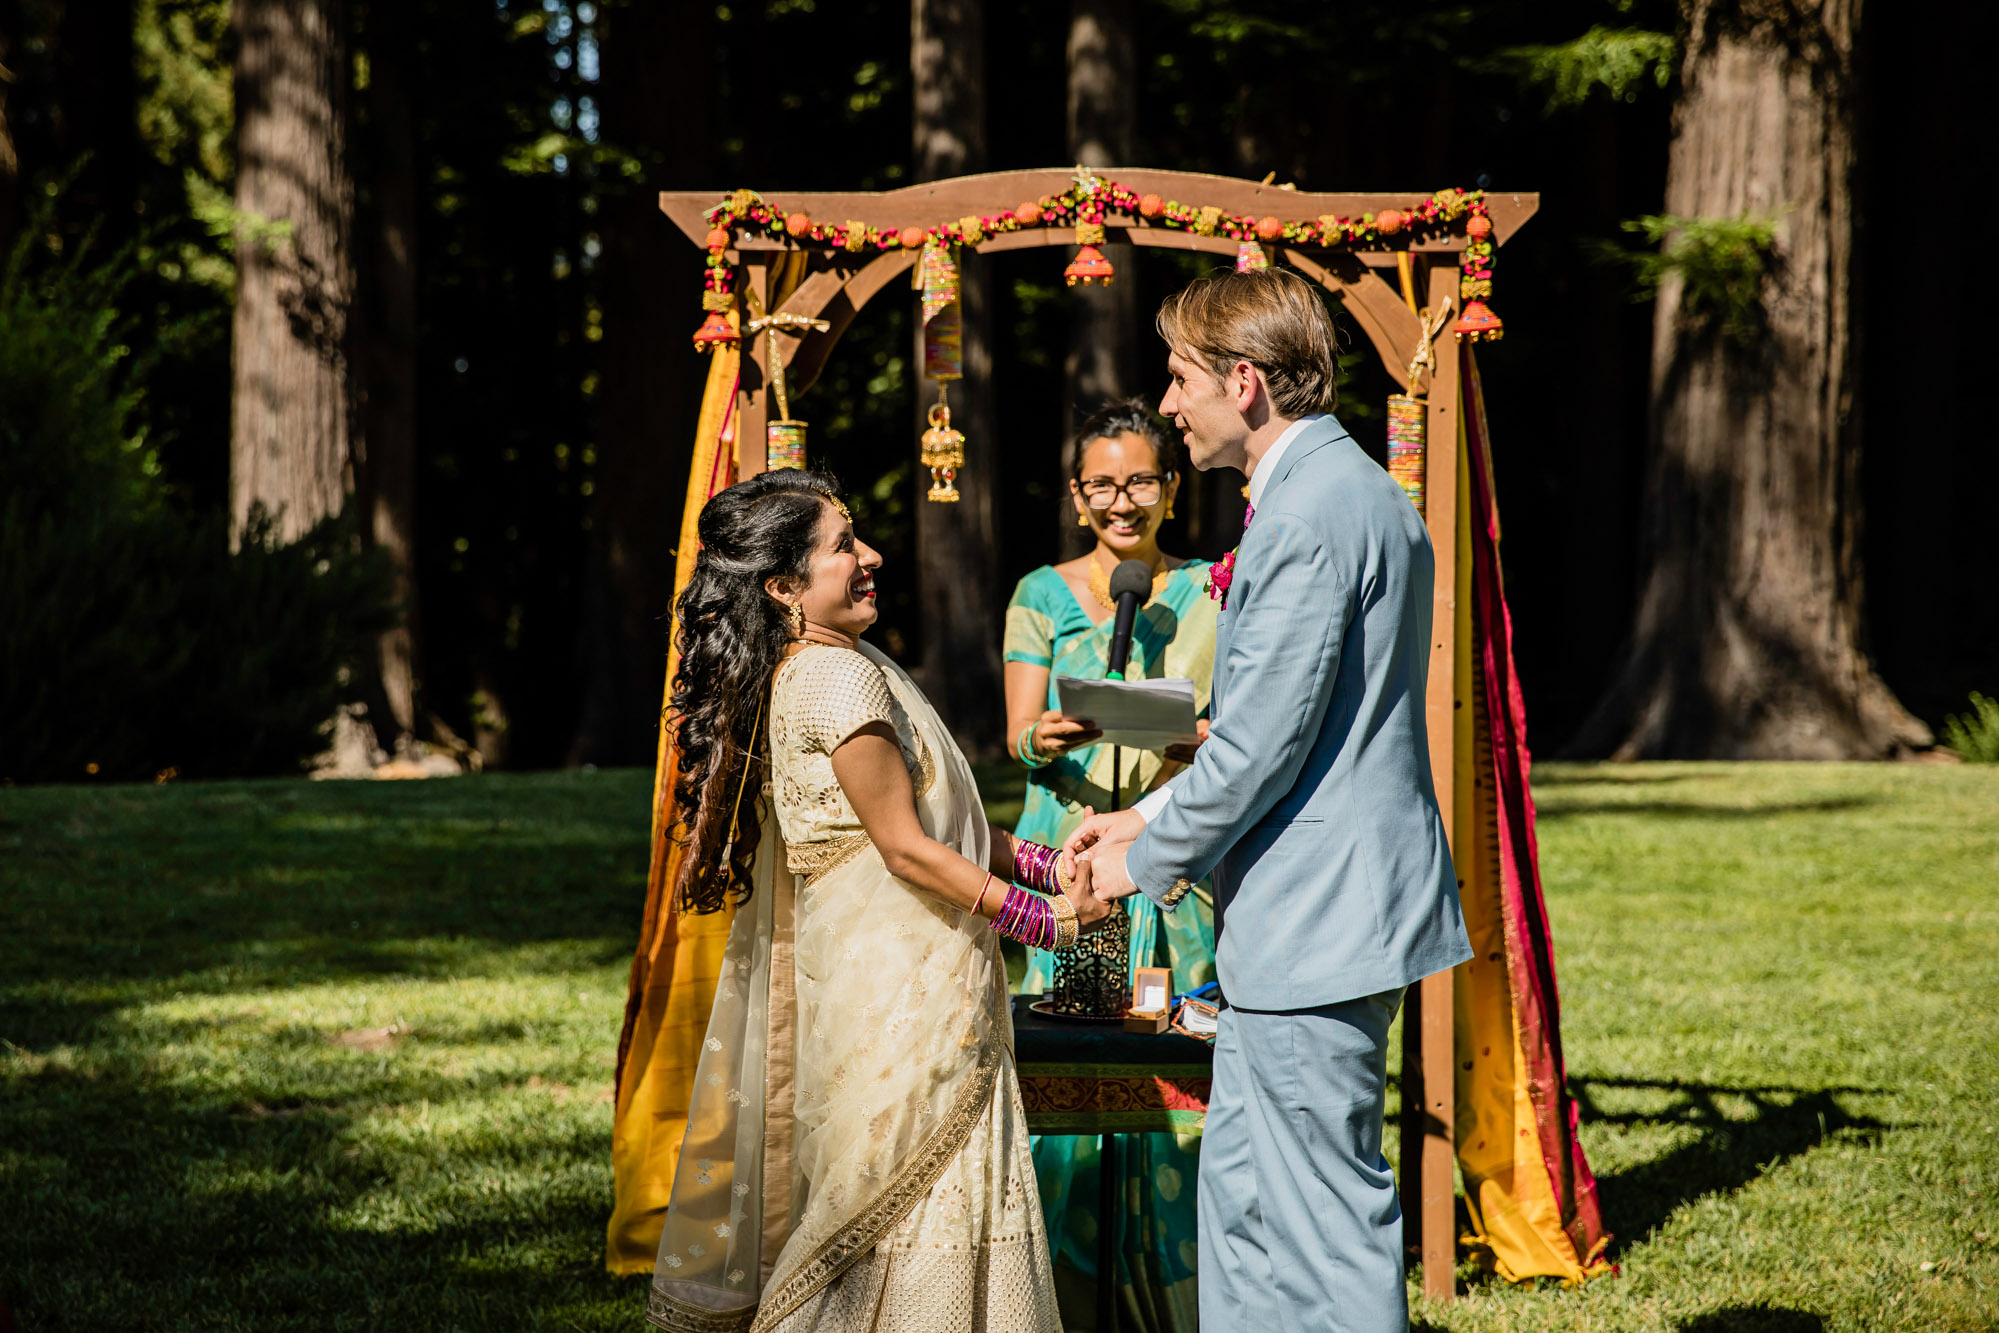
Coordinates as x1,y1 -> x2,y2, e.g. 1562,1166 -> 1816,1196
229,0 -> 355,544
1063,0 -> 1137,453
570,0 -> 710,767
1573,0 -> 1928,758
911,0 -> 1002,757
357,0 -> 420,743
0,0 -> 20,252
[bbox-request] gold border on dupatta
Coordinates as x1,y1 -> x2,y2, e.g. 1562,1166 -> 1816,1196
746,1026 -> 1004,1333
646,1286 -> 757,1333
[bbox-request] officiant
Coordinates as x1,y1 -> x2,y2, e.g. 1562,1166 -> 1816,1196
1000,399 -> 1218,1333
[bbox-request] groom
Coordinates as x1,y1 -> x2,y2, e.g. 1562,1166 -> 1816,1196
1070,267 -> 1470,1330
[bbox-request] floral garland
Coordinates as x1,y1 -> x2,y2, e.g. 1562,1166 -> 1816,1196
696,175 -> 1503,337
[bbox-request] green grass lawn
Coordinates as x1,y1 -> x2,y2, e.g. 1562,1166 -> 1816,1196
2,763 -> 1995,1331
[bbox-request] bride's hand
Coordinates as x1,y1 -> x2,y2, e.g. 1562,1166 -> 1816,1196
1061,851 -> 1113,931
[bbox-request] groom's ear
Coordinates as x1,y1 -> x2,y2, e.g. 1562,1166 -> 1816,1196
1228,359 -> 1263,411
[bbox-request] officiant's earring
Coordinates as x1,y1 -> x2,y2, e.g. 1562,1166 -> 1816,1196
1166,500 -> 1176,519
1077,510 -> 1089,527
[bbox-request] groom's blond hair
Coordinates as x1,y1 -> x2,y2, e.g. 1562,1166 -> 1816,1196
1156,267 -> 1339,417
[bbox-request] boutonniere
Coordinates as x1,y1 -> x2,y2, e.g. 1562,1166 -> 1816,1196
1204,505 -> 1253,609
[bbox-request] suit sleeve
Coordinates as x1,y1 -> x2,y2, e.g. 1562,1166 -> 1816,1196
1124,513 -> 1351,909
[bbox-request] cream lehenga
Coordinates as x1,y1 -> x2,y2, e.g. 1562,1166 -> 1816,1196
647,641 -> 1062,1333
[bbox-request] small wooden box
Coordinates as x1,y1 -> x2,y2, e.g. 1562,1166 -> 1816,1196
1122,966 -> 1173,1034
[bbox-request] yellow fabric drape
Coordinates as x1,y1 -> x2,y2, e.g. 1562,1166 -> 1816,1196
609,251 -> 815,1274
606,332 -> 741,1275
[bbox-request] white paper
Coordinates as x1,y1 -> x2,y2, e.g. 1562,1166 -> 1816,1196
1054,676 -> 1200,752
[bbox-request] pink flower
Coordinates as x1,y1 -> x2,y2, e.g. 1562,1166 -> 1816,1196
1205,505 -> 1254,609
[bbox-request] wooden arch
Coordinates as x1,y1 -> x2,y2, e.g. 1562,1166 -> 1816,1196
659,168 -> 1538,480
656,169 -> 1545,1303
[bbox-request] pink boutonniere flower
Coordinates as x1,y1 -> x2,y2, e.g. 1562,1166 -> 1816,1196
1205,505 -> 1253,609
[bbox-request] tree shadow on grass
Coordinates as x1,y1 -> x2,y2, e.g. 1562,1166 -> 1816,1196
1535,795 -> 1878,822
1573,1075 -> 1888,1259
1677,1307 -> 1826,1332
0,1058 -> 646,1332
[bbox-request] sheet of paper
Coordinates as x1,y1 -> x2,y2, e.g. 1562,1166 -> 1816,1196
1054,675 -> 1199,751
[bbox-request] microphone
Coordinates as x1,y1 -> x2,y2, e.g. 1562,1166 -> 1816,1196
1104,559 -> 1152,681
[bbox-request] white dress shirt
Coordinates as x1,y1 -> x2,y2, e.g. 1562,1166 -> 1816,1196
1129,414 -> 1328,825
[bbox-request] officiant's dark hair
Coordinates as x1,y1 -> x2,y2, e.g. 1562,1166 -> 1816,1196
1069,398 -> 1184,483
1157,267 -> 1340,416
670,468 -> 847,914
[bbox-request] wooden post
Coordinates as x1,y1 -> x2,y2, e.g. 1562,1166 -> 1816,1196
1411,260 -> 1463,1302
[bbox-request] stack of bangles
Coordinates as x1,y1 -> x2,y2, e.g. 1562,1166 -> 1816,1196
1013,721 -> 1052,769
976,839 -> 1079,951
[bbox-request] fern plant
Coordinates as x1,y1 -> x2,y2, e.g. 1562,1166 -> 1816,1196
1942,693 -> 1999,763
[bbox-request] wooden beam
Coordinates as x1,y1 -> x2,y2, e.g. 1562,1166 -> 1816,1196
1284,249 -> 1431,397
1413,259 -> 1464,1303
661,173 -> 1536,254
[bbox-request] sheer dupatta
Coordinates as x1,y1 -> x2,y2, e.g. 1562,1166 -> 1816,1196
647,643 -> 1003,1333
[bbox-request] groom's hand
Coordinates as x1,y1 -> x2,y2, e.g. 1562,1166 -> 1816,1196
1062,807 -> 1147,860
1077,842 -> 1140,901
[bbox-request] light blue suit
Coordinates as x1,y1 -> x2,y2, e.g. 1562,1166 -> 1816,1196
1126,416 -> 1470,1331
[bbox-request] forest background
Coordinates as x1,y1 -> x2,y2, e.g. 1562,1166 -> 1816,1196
2,0 -> 1992,781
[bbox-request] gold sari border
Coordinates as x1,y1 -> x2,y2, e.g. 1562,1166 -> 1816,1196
646,1284 -> 757,1333
748,1027 -> 1004,1332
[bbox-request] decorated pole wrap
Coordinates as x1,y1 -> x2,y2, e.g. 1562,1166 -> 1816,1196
1386,297 -> 1454,515
918,237 -> 967,501
744,308 -> 830,470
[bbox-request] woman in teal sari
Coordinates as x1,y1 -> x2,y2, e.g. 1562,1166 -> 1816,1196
1002,400 -> 1217,1333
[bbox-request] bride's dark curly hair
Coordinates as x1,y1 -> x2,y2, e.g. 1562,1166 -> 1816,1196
670,468 -> 847,914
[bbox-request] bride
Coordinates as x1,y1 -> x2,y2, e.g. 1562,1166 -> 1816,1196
647,468 -> 1106,1333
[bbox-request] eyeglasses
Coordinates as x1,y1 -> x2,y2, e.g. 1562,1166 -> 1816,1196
1078,474 -> 1169,509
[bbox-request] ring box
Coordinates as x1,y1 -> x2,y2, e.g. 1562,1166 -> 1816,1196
1123,966 -> 1173,1034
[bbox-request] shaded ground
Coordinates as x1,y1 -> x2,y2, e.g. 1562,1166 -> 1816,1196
2,763 -> 1994,1330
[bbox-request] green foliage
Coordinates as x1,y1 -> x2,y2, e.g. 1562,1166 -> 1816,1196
1497,25 -> 1676,110
1942,692 -> 1999,763
1608,212 -> 1778,343
0,224 -> 395,783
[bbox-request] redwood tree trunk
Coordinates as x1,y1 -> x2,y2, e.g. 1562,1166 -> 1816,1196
911,0 -> 1002,756
358,0 -> 420,742
1063,0 -> 1137,465
229,0 -> 355,543
0,0 -> 20,252
1574,0 -> 1929,759
570,0 -> 710,766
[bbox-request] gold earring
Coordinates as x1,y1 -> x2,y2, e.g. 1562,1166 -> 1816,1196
786,602 -> 804,636
1077,511 -> 1090,527
1166,501 -> 1176,519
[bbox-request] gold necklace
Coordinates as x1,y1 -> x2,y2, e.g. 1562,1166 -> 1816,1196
1087,556 -> 1172,612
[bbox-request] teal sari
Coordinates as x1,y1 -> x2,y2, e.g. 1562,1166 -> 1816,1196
1003,562 -> 1217,1333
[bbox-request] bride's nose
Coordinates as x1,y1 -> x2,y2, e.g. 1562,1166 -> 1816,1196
856,539 -> 883,570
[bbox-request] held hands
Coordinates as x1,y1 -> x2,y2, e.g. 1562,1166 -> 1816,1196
1029,708 -> 1101,760
1064,807 -> 1146,903
1057,850 -> 1114,931
1162,718 -> 1210,766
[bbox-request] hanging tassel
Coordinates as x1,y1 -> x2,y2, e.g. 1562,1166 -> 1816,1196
1235,240 -> 1269,272
921,387 -> 965,503
1452,300 -> 1505,342
1065,218 -> 1115,286
692,308 -> 737,353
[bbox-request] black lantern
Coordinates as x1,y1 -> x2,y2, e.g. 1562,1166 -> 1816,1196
1049,901 -> 1131,1017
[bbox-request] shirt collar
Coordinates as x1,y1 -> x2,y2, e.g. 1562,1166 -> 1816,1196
1246,414 -> 1326,510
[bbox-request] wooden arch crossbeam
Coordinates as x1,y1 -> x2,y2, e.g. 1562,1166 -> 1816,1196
659,169 -> 1538,476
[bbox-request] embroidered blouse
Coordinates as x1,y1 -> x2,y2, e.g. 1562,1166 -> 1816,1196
769,644 -> 933,881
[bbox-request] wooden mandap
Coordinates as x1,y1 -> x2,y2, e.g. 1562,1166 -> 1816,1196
609,168 -> 1612,1303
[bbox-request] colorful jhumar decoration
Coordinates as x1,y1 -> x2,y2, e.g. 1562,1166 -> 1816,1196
920,396 -> 965,502
1387,395 -> 1426,514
